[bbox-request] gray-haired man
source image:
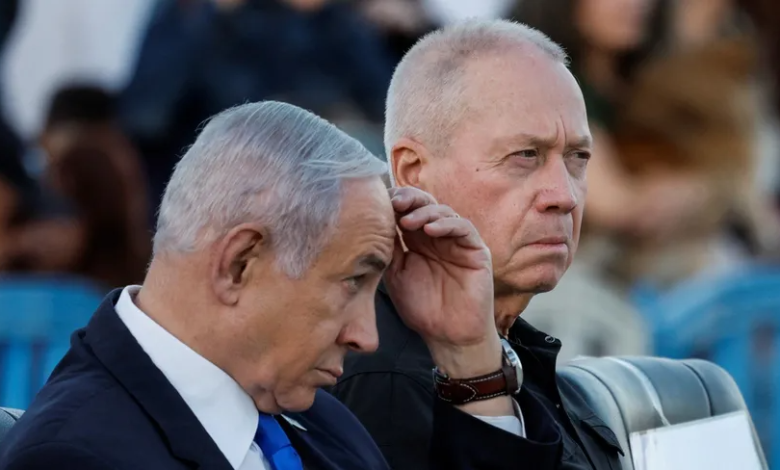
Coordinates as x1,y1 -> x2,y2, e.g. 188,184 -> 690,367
333,19 -> 624,470
1,101 -> 549,470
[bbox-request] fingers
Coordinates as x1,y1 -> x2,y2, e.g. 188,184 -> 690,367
398,203 -> 458,231
389,186 -> 438,215
423,217 -> 484,250
389,186 -> 486,253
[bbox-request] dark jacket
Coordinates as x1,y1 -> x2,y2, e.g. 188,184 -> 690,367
0,290 -> 553,470
331,286 -> 625,469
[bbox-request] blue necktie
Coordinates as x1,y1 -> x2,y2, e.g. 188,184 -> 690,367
254,414 -> 304,470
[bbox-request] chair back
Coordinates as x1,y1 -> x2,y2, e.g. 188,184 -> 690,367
0,276 -> 103,408
560,356 -> 766,470
635,265 -> 780,468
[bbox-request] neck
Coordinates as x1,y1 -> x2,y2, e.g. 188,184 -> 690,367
494,292 -> 533,337
135,257 -> 227,366
582,48 -> 621,99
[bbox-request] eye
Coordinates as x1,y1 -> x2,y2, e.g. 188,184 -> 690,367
512,149 -> 539,159
344,274 -> 367,293
572,151 -> 591,160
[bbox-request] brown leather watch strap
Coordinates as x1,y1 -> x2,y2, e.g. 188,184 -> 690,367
433,363 -> 519,405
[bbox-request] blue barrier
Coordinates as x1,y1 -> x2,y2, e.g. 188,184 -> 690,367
0,276 -> 104,409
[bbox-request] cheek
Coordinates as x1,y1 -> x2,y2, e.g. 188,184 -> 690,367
474,206 -> 529,269
292,299 -> 348,365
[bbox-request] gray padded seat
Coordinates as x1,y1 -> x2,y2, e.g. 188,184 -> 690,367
559,357 -> 767,470
0,408 -> 23,445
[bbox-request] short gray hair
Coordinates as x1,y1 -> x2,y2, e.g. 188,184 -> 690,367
384,19 -> 567,172
154,101 -> 388,277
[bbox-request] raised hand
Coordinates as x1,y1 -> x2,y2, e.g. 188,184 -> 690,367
383,186 -> 501,378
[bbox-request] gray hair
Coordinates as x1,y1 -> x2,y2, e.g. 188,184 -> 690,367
384,19 -> 568,178
154,101 -> 388,277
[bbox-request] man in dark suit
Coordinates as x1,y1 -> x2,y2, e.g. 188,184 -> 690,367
331,19 -> 625,470
0,101 -> 556,469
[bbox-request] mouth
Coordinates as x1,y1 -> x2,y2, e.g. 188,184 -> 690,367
527,236 -> 568,246
315,368 -> 343,385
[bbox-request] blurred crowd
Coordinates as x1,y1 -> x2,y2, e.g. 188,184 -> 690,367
1,0 -> 780,361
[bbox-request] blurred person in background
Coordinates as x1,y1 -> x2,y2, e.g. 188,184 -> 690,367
670,0 -> 780,262
3,85 -> 151,288
609,35 -> 776,287
121,0 -> 395,210
44,85 -> 150,287
45,145 -> 149,288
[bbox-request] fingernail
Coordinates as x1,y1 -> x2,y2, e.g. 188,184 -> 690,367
392,195 -> 404,203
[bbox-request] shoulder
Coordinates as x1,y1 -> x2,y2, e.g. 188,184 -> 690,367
0,356 -> 167,468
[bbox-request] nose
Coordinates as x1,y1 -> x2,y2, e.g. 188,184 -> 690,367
339,301 -> 380,354
533,158 -> 578,214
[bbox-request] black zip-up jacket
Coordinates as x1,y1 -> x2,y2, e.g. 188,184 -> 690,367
331,286 -> 625,469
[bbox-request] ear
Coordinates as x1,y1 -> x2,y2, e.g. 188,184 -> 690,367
211,223 -> 269,306
389,137 -> 430,188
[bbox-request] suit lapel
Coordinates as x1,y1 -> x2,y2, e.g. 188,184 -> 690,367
84,291 -> 233,470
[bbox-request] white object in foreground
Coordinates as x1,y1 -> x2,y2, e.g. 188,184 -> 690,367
630,410 -> 766,470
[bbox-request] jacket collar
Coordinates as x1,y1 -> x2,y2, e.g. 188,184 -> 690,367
508,317 -> 564,391
83,289 -> 234,470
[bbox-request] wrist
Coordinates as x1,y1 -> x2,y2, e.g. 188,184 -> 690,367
427,334 -> 502,379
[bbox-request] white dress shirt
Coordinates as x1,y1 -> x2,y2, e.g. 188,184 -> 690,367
115,286 -> 268,470
115,286 -> 525,470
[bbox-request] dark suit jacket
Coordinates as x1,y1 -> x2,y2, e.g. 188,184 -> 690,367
0,290 -> 541,469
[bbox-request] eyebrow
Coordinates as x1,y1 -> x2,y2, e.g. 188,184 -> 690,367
357,254 -> 388,273
493,133 -> 593,154
566,135 -> 593,150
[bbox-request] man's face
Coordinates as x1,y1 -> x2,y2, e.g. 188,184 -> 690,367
236,177 -> 396,412
412,52 -> 590,295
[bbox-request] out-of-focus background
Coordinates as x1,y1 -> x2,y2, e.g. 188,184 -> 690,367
0,0 -> 779,464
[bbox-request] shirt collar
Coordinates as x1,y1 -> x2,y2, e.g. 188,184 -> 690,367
115,286 -> 258,469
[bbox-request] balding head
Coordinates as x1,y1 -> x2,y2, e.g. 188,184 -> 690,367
384,19 -> 568,171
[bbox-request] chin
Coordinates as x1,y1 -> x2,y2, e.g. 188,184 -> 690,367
501,264 -> 566,294
271,386 -> 318,413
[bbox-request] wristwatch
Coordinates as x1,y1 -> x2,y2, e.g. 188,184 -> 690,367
432,338 -> 523,405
